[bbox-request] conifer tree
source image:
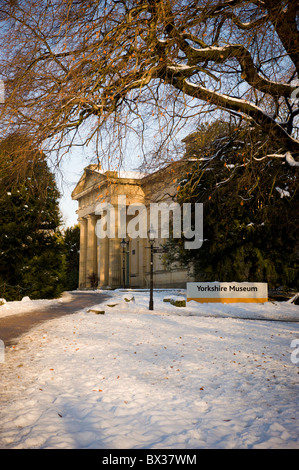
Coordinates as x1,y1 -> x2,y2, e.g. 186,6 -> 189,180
0,135 -> 66,300
64,224 -> 80,291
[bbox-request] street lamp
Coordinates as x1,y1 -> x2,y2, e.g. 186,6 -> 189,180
147,225 -> 155,310
120,238 -> 128,289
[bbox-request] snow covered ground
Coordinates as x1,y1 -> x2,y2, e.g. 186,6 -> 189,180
0,291 -> 74,318
0,289 -> 298,450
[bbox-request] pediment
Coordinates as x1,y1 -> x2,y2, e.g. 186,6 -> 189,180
71,165 -> 103,199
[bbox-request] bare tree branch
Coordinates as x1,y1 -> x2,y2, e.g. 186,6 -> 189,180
0,0 -> 298,171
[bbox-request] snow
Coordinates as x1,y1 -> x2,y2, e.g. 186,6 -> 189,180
0,292 -> 74,318
0,289 -> 298,449
167,65 -> 194,72
93,168 -> 147,179
286,152 -> 299,167
117,171 -> 147,179
276,187 -> 290,198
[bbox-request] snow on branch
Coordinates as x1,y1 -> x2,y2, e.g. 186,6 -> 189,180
276,187 -> 290,198
254,151 -> 299,166
285,152 -> 299,167
164,76 -> 299,154
184,44 -> 296,99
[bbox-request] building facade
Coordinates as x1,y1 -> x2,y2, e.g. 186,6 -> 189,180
71,163 -> 194,289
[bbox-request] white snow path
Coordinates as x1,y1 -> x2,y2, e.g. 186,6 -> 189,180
0,291 -> 74,318
0,290 -> 298,449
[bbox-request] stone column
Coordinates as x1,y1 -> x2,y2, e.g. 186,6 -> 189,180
86,214 -> 98,288
98,236 -> 109,287
79,217 -> 87,288
108,238 -> 121,288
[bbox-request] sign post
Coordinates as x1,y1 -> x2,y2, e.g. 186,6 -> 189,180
187,282 -> 268,303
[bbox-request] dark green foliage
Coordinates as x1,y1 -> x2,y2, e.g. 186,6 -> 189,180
64,225 -> 80,291
165,122 -> 299,290
0,135 -> 66,301
21,237 -> 66,299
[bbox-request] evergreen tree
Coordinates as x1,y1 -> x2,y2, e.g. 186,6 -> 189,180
64,225 -> 80,291
0,135 -> 66,301
165,122 -> 299,291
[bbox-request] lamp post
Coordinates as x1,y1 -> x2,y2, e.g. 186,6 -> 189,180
120,238 -> 127,289
147,226 -> 155,310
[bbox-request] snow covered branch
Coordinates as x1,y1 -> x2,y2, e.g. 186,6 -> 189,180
285,152 -> 299,167
183,44 -> 296,99
254,151 -> 299,166
164,71 -> 299,154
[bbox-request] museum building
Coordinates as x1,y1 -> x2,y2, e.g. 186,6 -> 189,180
71,162 -> 194,289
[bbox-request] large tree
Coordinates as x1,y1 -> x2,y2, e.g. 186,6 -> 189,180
0,0 -> 298,172
0,135 -> 66,300
64,224 -> 80,291
164,121 -> 298,290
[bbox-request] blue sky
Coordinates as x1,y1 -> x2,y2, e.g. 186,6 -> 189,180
53,147 -> 91,228
54,140 -> 143,228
